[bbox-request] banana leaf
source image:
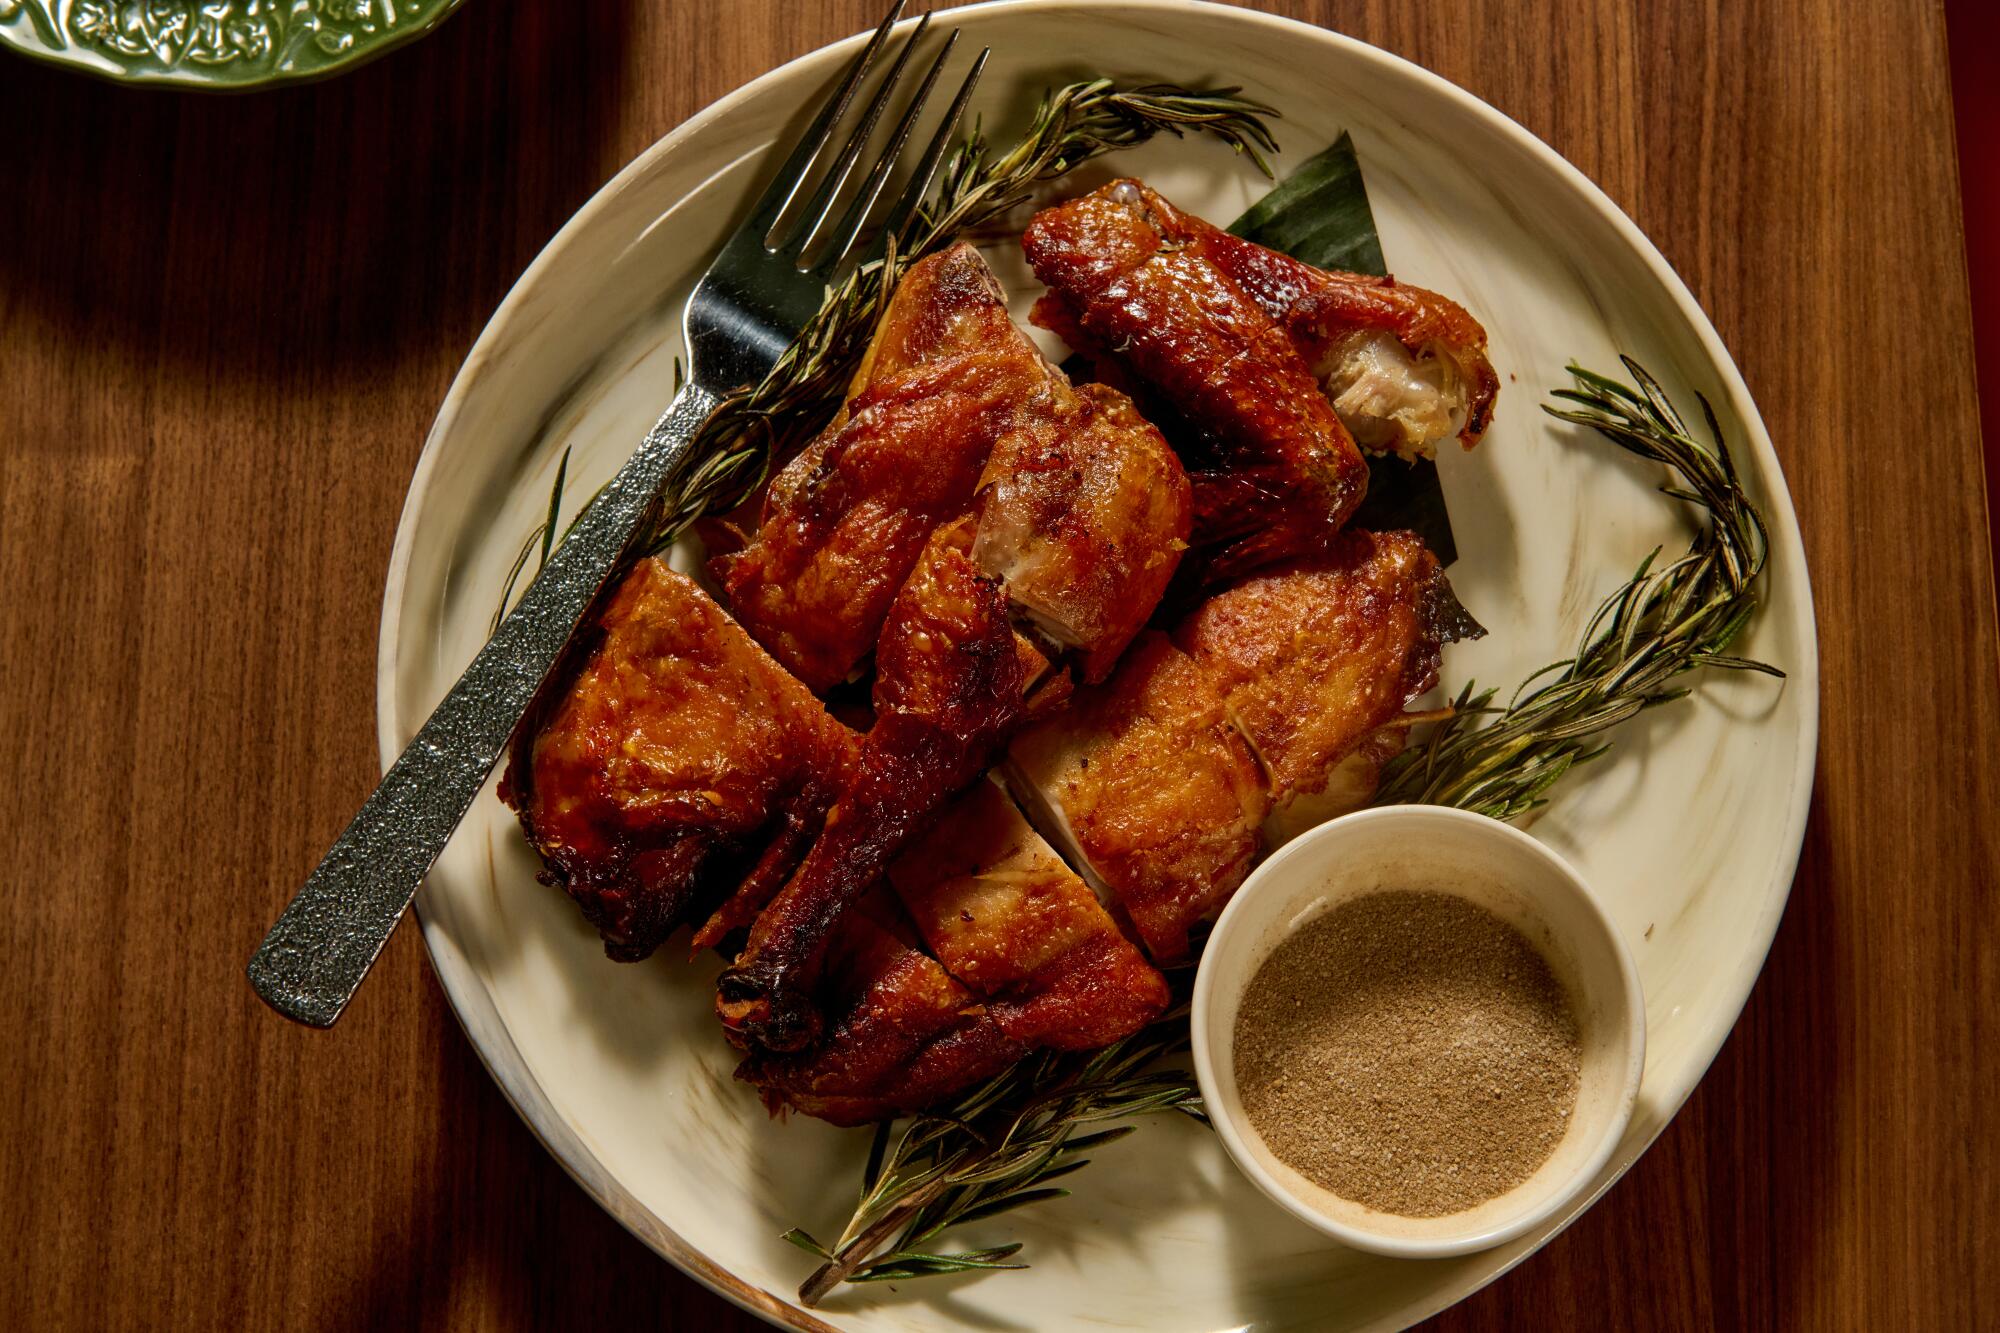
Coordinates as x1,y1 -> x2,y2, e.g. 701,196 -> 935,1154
1229,133 -> 1459,564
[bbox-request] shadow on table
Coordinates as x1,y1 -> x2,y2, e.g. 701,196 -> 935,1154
320,975 -> 757,1332
0,0 -> 639,392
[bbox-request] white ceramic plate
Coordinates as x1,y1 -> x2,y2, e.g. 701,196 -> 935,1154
377,4 -> 1818,1329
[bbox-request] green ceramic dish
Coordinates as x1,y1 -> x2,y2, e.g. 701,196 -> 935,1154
0,0 -> 466,89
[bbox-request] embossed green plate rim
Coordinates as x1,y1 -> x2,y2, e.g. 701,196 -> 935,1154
0,0 -> 468,90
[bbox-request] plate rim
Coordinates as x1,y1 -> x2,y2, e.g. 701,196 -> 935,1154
375,2 -> 1821,1328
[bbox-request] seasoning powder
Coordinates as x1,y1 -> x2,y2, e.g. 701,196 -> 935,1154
1233,890 -> 1582,1217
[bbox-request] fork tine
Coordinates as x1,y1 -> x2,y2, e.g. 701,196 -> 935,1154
748,0 -> 908,242
786,12 -> 934,261
871,46 -> 989,259
809,28 -> 962,273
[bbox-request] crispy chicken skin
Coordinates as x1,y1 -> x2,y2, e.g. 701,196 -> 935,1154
1008,632 -> 1269,962
1173,206 -> 1498,457
1024,181 -> 1368,578
744,784 -> 1170,1125
710,244 -> 1055,692
974,384 -> 1191,682
1174,530 -> 1453,803
713,252 -> 1191,1056
888,781 -> 1170,1049
500,559 -> 856,961
1008,531 -> 1476,961
718,519 -> 1027,1052
1025,180 -> 1499,570
737,888 -> 1024,1127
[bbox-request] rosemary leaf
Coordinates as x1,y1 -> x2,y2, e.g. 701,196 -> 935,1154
947,1187 -> 1074,1228
780,1228 -> 834,1260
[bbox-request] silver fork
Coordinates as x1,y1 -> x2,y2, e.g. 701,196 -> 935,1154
247,1 -> 987,1028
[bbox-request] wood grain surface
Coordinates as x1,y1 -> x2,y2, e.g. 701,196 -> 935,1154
2,1 -> 1994,1327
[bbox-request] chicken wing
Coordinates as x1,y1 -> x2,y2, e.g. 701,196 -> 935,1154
1178,205 -> 1497,459
710,244 -> 1056,691
1024,181 -> 1366,578
1024,180 -> 1498,573
500,559 -> 857,961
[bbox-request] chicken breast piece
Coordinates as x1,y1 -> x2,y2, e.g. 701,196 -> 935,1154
1006,531 -> 1479,960
1174,530 -> 1454,805
974,383 -> 1192,683
888,780 -> 1171,1050
711,244 -> 1057,691
1007,632 -> 1269,963
501,559 -> 856,961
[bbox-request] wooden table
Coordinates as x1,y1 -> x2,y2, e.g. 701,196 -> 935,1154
3,1 -> 1993,1327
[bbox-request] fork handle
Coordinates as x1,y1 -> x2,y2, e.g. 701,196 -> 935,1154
248,381 -> 724,1027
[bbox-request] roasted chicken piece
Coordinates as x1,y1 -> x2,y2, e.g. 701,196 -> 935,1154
1175,530 -> 1462,803
717,519 -> 1027,1051
1009,531 -> 1477,961
710,244 -> 1057,692
742,783 -> 1170,1124
1024,182 -> 1365,578
1024,180 -> 1498,574
1007,632 -> 1269,963
973,383 -> 1191,683
737,886 -> 1024,1127
500,559 -> 857,961
887,780 -> 1170,1050
1181,207 -> 1496,460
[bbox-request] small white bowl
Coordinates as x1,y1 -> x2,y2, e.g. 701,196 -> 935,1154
1190,806 -> 1646,1258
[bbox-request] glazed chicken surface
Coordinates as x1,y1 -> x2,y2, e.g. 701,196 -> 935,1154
717,518 -> 1030,1052
973,382 -> 1190,683
738,780 -> 1173,1127
500,559 -> 856,961
886,779 -> 1170,1051
738,885 -> 1024,1127
1175,530 -> 1460,802
1024,179 -> 1497,576
715,249 -> 1190,1056
503,191 -> 1497,1124
1009,530 -> 1476,962
1008,632 -> 1269,963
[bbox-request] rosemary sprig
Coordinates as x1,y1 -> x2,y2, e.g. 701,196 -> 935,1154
790,359 -> 1781,1304
785,1000 -> 1204,1304
1372,357 -> 1781,815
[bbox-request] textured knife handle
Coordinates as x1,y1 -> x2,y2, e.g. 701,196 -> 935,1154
248,382 -> 723,1027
